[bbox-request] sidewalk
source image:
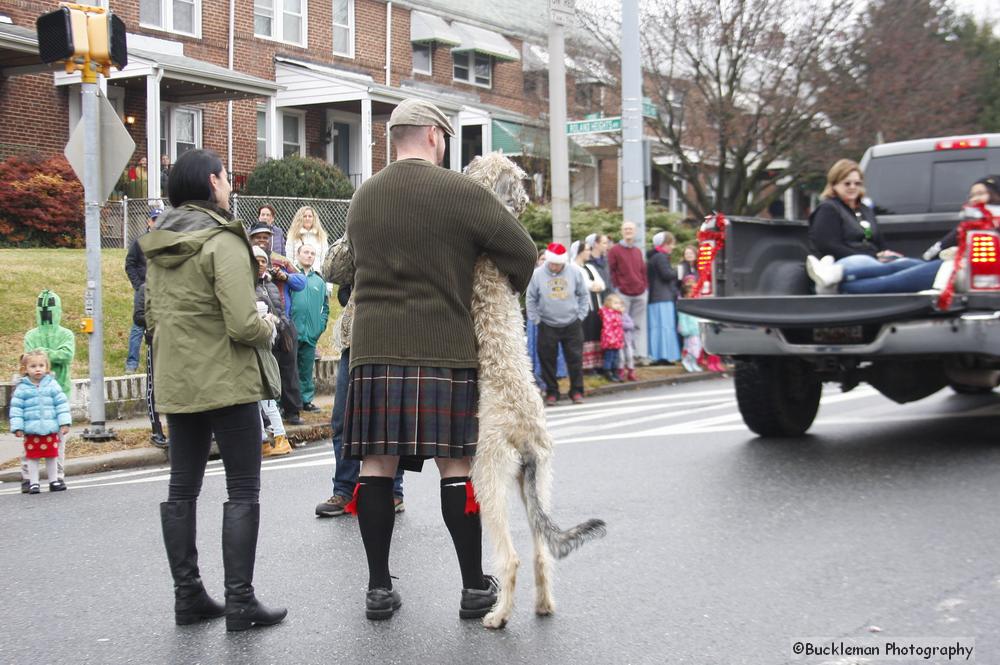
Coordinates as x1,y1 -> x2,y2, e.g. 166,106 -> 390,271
0,367 -> 725,483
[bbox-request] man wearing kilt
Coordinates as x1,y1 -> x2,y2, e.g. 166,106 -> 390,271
343,98 -> 537,620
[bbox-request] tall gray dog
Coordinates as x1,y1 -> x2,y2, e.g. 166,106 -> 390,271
465,152 -> 606,629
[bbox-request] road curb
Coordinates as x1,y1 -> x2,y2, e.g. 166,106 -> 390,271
0,446 -> 168,484
0,372 -> 728,482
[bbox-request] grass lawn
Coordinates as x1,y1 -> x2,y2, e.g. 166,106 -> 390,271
1,249 -> 341,379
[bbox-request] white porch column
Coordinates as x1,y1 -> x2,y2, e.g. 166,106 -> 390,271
146,70 -> 162,200
450,116 -> 461,172
267,96 -> 280,159
361,96 -> 373,181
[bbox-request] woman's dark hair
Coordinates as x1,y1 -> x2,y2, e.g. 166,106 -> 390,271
258,204 -> 276,219
167,149 -> 224,208
974,175 -> 1000,203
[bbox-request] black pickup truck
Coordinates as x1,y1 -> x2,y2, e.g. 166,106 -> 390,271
677,134 -> 1000,437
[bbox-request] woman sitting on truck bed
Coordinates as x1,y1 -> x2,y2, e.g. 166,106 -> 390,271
922,175 -> 1000,260
805,158 -> 942,294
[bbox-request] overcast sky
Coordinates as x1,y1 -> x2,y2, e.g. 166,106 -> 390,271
952,0 -> 993,22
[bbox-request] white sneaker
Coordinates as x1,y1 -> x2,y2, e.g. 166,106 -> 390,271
806,255 -> 843,293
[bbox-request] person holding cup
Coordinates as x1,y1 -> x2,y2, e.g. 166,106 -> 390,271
253,246 -> 293,457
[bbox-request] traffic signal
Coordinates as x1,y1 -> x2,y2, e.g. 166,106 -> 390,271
87,12 -> 127,70
35,5 -> 128,70
35,7 -> 88,64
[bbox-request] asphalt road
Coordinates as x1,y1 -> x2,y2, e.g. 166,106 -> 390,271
2,379 -> 1000,665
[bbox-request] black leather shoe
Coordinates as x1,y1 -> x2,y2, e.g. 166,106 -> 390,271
302,402 -> 319,412
459,575 -> 498,619
366,587 -> 402,620
21,479 -> 30,494
49,479 -> 67,492
285,414 -> 304,426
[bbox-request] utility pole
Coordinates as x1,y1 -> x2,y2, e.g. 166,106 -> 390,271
548,0 -> 573,246
621,0 -> 645,246
37,3 -> 129,440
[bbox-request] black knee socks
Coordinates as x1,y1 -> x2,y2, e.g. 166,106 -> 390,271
357,476 -> 395,590
441,476 -> 487,590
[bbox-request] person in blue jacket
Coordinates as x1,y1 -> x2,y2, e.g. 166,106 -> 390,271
9,350 -> 71,493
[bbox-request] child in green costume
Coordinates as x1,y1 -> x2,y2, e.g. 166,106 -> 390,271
22,289 -> 75,489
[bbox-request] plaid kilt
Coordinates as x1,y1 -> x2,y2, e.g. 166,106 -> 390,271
343,364 -> 479,471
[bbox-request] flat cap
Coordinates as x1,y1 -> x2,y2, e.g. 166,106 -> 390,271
387,98 -> 455,137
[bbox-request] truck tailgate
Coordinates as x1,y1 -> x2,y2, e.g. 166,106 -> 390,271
677,294 -> 943,327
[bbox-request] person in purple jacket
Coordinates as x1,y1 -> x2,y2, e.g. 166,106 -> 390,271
257,205 -> 286,256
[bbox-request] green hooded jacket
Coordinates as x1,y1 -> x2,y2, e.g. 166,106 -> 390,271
290,268 -> 329,346
23,289 -> 75,398
139,203 -> 280,414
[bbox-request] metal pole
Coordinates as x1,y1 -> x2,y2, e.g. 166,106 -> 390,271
81,78 -> 110,438
621,0 -> 646,246
122,195 -> 128,248
547,8 -> 572,246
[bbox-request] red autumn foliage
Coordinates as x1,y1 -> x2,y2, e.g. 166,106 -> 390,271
0,154 -> 84,248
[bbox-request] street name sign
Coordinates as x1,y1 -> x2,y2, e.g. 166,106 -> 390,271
566,116 -> 622,135
550,0 -> 575,26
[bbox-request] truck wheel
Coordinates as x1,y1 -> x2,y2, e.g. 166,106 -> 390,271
734,358 -> 821,437
950,383 -> 995,395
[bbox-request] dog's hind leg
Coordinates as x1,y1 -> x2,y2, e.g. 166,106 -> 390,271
471,430 -> 519,629
520,443 -> 556,616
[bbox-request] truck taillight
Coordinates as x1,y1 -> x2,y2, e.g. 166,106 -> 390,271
697,240 -> 715,295
969,232 -> 1000,290
936,137 -> 988,150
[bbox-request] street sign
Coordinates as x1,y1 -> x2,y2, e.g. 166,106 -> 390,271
64,89 -> 135,202
566,116 -> 622,135
550,0 -> 575,26
642,97 -> 658,119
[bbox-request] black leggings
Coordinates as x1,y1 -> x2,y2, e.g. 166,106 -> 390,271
166,402 -> 262,503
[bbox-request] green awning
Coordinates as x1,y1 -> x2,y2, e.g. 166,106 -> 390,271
492,120 -> 594,167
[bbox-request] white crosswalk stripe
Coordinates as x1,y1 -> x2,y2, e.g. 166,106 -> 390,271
3,383 -> 998,495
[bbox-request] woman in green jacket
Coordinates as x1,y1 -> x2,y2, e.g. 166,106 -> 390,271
140,149 -> 286,632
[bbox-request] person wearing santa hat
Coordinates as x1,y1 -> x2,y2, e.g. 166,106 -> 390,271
526,242 -> 591,405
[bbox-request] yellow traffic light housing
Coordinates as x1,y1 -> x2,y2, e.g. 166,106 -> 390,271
35,4 -> 128,80
35,6 -> 89,63
86,12 -> 127,70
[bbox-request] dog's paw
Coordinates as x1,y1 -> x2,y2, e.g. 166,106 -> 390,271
482,611 -> 509,629
535,597 -> 555,616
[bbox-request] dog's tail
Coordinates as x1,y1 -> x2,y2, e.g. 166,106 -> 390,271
522,449 -> 607,559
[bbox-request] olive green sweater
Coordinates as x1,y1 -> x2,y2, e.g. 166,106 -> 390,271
347,159 -> 537,370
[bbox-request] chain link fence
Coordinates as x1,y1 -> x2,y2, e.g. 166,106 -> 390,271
102,194 -> 352,249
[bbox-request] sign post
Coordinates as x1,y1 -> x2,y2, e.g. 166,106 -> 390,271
547,0 -> 574,246
39,2 -> 129,441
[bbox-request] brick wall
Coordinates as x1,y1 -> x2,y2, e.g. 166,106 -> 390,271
598,158 -> 619,210
0,0 -> 566,189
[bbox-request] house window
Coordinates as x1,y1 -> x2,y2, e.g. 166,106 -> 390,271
453,52 -> 491,88
332,0 -> 354,57
412,43 -> 432,75
256,110 -> 267,162
160,106 -> 203,161
282,111 -> 305,157
140,0 -> 200,37
254,0 -> 305,45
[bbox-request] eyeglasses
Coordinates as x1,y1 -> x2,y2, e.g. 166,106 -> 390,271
841,180 -> 863,187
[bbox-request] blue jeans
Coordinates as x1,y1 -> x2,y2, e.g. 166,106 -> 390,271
126,323 -> 144,370
331,348 -> 403,499
838,255 -> 943,294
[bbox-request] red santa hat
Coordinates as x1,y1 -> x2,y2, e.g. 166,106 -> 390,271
544,242 -> 568,265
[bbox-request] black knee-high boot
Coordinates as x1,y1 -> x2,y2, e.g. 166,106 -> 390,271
160,501 -> 226,625
222,502 -> 287,631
